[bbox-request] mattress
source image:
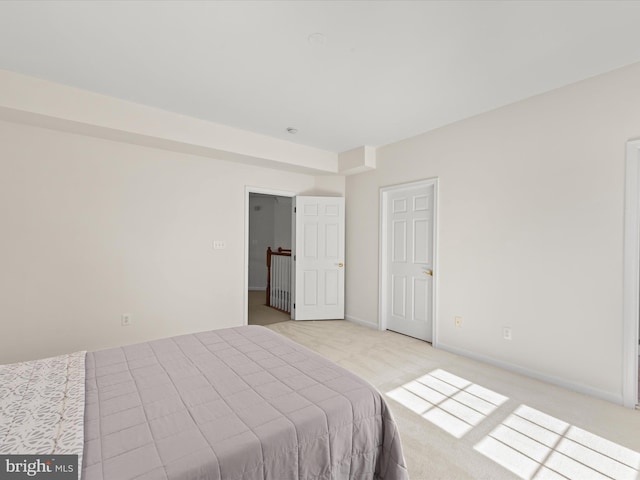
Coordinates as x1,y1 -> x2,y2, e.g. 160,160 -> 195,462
82,326 -> 408,480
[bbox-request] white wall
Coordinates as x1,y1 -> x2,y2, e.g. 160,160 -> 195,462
248,194 -> 275,290
345,62 -> 640,403
0,119 -> 333,363
273,196 -> 292,250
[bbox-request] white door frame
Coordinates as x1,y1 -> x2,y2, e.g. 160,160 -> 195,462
243,186 -> 295,326
379,178 -> 439,345
622,139 -> 640,408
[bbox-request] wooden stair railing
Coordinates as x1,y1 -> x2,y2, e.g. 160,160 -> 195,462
266,247 -> 292,313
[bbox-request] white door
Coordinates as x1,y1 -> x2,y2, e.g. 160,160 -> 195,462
382,182 -> 436,341
293,196 -> 345,320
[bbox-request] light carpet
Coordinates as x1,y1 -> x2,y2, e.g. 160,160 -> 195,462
248,290 -> 290,326
267,320 -> 640,480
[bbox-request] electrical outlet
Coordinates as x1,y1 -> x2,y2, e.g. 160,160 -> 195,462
455,316 -> 462,328
213,241 -> 226,250
502,327 -> 512,340
122,314 -> 132,326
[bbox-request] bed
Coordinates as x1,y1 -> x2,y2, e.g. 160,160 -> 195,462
1,325 -> 408,480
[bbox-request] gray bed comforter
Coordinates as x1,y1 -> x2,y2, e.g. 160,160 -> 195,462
82,326 -> 408,480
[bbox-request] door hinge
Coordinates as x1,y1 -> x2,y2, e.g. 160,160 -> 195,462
294,255 -> 296,261
294,207 -> 297,213
293,303 -> 296,309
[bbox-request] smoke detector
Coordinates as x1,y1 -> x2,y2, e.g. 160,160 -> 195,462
308,33 -> 326,46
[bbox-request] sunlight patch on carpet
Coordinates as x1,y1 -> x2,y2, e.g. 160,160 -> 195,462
474,404 -> 640,479
385,368 -> 508,438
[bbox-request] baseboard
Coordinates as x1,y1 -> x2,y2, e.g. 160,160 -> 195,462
345,315 -> 378,330
437,342 -> 623,406
248,287 -> 266,291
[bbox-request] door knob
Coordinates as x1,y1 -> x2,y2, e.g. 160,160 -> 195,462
338,263 -> 344,267
423,270 -> 433,276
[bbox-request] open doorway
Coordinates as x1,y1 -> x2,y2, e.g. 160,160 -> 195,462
247,191 -> 293,326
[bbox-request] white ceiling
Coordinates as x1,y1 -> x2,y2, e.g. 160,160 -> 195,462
1,0 -> 640,153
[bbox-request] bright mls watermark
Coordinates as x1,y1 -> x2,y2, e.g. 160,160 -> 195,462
0,455 -> 77,479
